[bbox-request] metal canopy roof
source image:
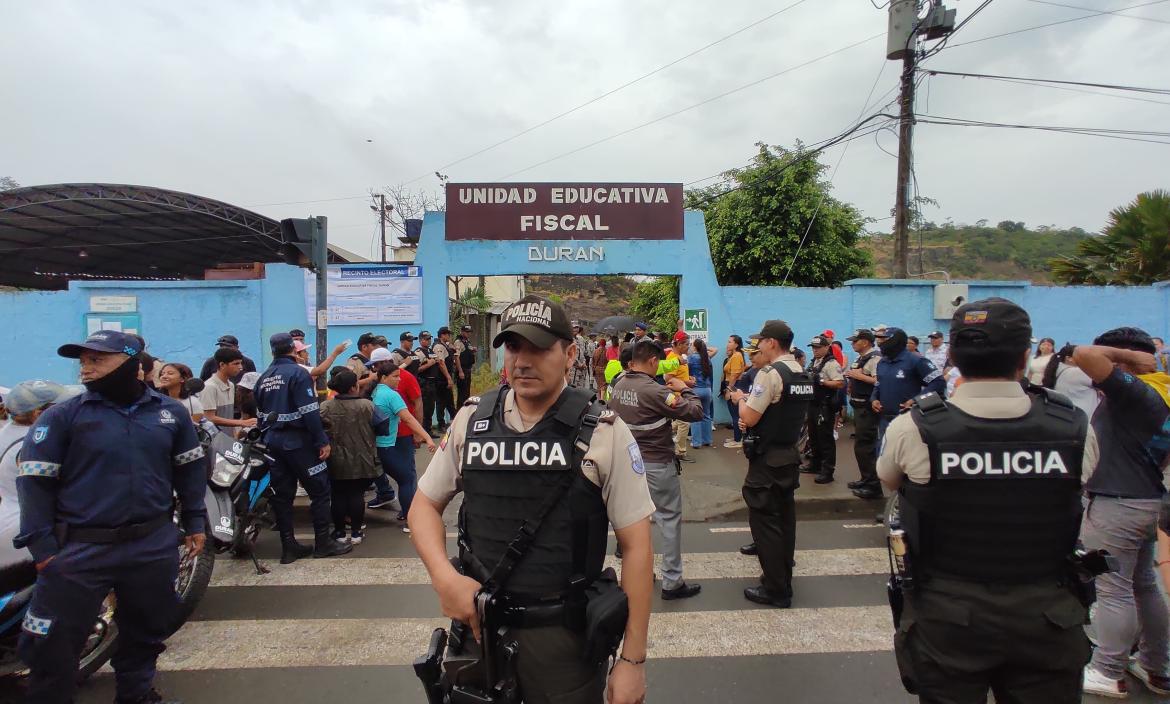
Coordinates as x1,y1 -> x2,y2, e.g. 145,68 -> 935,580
0,183 -> 335,289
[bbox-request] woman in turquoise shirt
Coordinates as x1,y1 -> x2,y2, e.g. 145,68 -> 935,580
372,362 -> 436,532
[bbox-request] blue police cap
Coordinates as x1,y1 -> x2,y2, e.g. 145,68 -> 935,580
58,331 -> 144,359
270,332 -> 294,349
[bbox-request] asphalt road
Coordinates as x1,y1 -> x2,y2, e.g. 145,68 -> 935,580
53,514 -> 1165,704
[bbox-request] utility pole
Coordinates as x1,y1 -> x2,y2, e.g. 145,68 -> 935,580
887,0 -> 918,279
886,0 -> 955,279
378,193 -> 387,262
311,216 -> 329,387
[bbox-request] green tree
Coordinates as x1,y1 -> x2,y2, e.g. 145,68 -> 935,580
686,143 -> 872,286
630,277 -> 679,333
1051,190 -> 1170,285
449,284 -> 492,330
0,177 -> 18,191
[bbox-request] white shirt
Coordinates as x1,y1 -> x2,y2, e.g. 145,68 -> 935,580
1052,363 -> 1100,421
0,421 -> 32,566
923,343 -> 949,371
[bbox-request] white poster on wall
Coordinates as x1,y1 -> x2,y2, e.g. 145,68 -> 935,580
304,265 -> 423,326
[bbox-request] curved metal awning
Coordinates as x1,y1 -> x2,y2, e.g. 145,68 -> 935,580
0,183 -> 290,289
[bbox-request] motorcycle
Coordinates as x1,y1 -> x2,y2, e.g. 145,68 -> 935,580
173,379 -> 276,623
0,561 -> 118,681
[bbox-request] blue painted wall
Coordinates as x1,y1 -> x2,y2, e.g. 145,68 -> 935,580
2,209 -> 1167,427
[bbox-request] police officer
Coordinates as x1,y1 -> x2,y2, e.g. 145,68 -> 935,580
16,331 -> 207,704
453,324 -> 477,407
801,334 -> 844,484
727,320 -> 814,607
408,294 -> 655,704
432,327 -> 459,431
254,332 -> 351,564
878,298 -> 1098,702
844,329 -> 882,499
872,327 -> 946,447
413,331 -> 442,435
391,331 -> 421,375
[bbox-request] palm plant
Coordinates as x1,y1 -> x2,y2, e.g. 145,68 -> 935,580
1052,190 -> 1170,285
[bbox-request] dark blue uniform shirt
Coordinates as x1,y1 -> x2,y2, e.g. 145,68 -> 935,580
15,388 -> 207,563
871,351 -> 945,413
253,357 -> 328,452
1086,368 -> 1170,499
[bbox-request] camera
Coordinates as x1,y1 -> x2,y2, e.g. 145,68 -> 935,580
951,295 -> 966,307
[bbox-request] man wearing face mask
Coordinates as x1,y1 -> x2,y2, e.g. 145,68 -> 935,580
871,327 -> 946,447
14,331 -> 208,704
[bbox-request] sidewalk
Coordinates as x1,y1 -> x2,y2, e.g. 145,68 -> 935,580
677,424 -> 887,523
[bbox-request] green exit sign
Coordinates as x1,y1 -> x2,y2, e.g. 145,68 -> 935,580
683,308 -> 707,332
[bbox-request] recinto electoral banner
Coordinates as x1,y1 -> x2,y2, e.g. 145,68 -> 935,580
445,183 -> 684,240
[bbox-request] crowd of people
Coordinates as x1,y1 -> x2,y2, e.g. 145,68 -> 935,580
3,302 -> 1170,703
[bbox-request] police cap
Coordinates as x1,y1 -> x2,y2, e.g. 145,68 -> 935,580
950,297 -> 1032,347
58,330 -> 144,359
400,332 -> 416,342
438,326 -> 452,336
492,295 -> 573,349
460,325 -> 473,333
846,329 -> 875,342
269,332 -> 294,350
357,332 -> 379,347
216,334 -> 239,347
753,320 -> 793,342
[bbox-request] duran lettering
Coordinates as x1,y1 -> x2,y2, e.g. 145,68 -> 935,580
466,440 -> 569,468
939,450 -> 1069,477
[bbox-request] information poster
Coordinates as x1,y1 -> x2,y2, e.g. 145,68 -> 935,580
304,265 -> 423,326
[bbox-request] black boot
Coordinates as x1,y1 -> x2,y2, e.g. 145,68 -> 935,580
313,527 -> 353,558
280,533 -> 313,565
814,471 -> 835,484
116,688 -> 181,704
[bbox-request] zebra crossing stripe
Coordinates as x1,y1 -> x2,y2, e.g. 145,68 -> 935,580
208,549 -> 888,588
155,606 -> 892,671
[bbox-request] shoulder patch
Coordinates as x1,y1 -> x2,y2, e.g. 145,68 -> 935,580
463,396 -> 481,407
598,409 -> 616,424
627,442 -> 645,475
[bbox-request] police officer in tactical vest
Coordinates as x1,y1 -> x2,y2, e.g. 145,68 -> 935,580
409,295 -> 655,704
728,320 -> 815,607
878,298 -> 1100,702
844,329 -> 882,499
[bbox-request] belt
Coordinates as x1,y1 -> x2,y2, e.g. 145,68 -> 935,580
56,514 -> 172,545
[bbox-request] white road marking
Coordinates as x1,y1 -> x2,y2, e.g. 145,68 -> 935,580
209,549 -> 887,587
157,606 -> 892,670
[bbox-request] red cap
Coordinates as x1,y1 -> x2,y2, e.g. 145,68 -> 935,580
673,331 -> 689,342
821,329 -> 835,339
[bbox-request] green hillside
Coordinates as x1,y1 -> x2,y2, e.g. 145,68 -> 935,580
863,223 -> 1093,283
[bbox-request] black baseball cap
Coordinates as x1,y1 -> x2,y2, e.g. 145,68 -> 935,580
289,329 -> 306,339
400,332 -> 416,341
438,326 -> 452,336
419,331 -> 433,339
928,330 -> 944,339
460,325 -> 472,333
950,297 -> 1032,346
59,331 -> 144,359
846,329 -> 875,343
216,335 -> 239,347
269,332 -> 294,349
808,335 -> 831,348
357,332 -> 379,347
492,295 -> 573,349
753,320 -> 793,342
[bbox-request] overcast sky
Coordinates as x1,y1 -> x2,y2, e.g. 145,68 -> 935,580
4,0 -> 1167,259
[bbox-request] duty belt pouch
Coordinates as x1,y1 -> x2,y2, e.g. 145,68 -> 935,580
582,567 -> 628,666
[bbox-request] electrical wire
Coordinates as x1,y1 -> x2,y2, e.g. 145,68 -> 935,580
943,0 -> 1170,49
402,0 -> 818,184
494,31 -> 885,180
914,114 -> 1170,145
781,60 -> 890,285
971,78 -> 1170,107
1025,0 -> 1170,24
921,69 -> 1170,95
922,0 -> 996,57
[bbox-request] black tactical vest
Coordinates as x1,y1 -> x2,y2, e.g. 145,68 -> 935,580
458,336 -> 476,370
435,341 -> 456,376
417,346 -> 439,380
459,386 -> 609,598
395,348 -> 419,374
849,351 -> 878,404
751,361 -> 815,448
899,388 -> 1086,584
809,356 -> 836,405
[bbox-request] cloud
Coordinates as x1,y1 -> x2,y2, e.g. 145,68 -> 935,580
3,0 -> 1166,259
